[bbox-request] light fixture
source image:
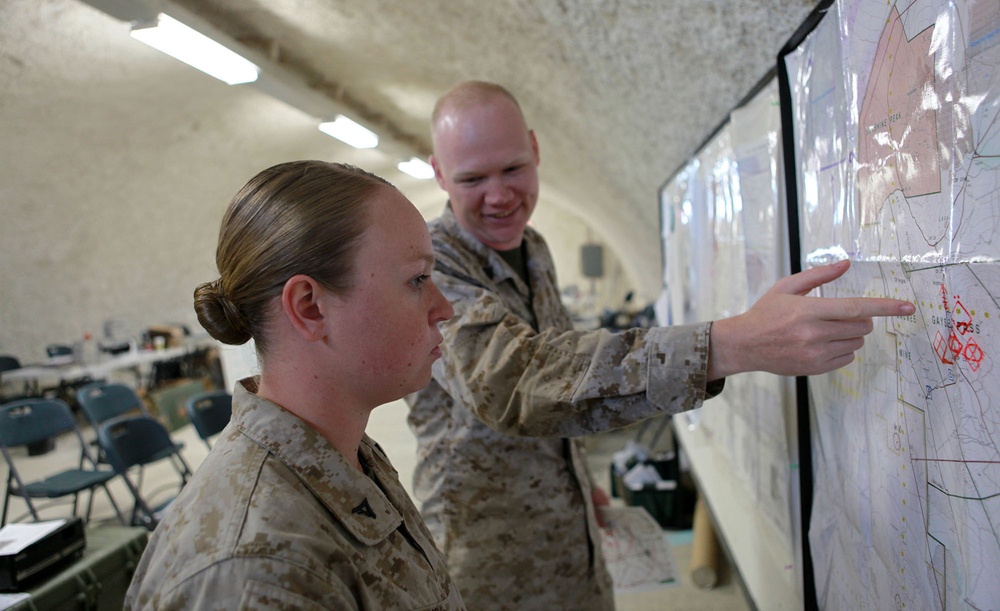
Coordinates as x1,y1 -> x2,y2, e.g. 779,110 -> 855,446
318,116 -> 379,149
397,157 -> 435,180
130,13 -> 259,85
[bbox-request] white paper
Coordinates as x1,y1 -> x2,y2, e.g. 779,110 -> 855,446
0,593 -> 31,609
0,520 -> 67,556
598,506 -> 677,593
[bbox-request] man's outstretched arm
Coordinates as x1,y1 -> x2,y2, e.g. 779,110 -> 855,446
708,259 -> 916,380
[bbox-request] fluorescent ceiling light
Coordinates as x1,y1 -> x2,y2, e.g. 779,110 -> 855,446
318,116 -> 379,149
397,157 -> 435,180
130,14 -> 259,85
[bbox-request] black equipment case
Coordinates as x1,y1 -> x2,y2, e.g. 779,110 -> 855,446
6,526 -> 147,610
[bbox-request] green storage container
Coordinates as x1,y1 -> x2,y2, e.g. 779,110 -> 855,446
11,526 -> 148,611
147,378 -> 207,432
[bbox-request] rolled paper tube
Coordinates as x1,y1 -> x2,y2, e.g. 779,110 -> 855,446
690,494 -> 720,589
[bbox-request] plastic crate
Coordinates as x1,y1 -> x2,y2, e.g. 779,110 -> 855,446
610,458 -> 695,530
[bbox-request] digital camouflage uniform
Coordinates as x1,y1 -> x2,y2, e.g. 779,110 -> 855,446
127,378 -> 465,610
406,205 -> 720,610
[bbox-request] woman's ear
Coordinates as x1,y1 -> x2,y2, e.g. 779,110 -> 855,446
280,274 -> 328,342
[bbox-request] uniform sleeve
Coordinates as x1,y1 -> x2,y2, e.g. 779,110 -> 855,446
430,269 -> 719,438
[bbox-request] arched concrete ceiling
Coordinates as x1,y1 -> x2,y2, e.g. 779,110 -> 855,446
69,0 -> 817,292
0,0 -> 821,356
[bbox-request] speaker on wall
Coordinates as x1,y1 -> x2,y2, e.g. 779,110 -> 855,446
581,244 -> 604,279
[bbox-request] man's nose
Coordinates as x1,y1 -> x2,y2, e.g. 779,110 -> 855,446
483,178 -> 512,204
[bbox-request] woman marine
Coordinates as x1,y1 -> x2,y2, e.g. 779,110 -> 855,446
125,161 -> 463,610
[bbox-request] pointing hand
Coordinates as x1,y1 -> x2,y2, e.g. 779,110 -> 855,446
707,260 -> 915,379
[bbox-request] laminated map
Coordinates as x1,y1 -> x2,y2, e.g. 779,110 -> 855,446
783,0 -> 1000,607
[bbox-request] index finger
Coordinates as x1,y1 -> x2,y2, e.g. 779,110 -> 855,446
776,260 -> 851,296
817,296 -> 915,320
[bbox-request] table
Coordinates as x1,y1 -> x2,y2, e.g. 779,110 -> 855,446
1,337 -> 215,393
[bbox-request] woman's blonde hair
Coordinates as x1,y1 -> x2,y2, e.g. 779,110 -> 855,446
193,160 -> 391,355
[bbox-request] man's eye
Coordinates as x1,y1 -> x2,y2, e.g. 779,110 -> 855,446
411,274 -> 429,287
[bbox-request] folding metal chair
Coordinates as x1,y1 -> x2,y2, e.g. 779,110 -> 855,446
183,390 -> 233,450
77,381 -> 188,485
97,415 -> 193,529
76,381 -> 152,426
0,355 -> 20,373
0,398 -> 126,526
0,355 -> 31,400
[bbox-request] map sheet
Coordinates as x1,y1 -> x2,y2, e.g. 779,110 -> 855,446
599,505 -> 678,594
659,79 -> 799,587
784,0 -> 1000,607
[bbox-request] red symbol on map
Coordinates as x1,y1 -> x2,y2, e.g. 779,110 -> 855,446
963,338 -> 984,372
953,299 -> 973,335
948,331 -> 964,359
933,330 -> 953,364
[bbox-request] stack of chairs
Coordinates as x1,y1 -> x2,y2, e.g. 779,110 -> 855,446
76,381 -> 192,529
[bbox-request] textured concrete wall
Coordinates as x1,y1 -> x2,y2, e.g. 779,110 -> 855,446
0,2 -> 633,360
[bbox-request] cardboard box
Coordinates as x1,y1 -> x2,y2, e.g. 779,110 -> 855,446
146,324 -> 186,349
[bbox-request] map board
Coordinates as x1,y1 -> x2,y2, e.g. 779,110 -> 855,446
781,0 -> 1000,607
660,76 -> 803,606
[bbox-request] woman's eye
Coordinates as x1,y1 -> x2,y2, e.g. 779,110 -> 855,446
411,274 -> 429,287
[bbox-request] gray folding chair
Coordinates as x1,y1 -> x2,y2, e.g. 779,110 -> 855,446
0,398 -> 126,526
98,415 -> 193,529
184,390 -> 233,449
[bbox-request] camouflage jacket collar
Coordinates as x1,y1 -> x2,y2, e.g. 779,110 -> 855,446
232,379 -> 403,546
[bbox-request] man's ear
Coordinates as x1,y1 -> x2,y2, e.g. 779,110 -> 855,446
529,130 -> 540,166
280,274 -> 327,342
430,154 -> 447,191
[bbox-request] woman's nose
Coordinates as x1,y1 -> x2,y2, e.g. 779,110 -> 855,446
431,283 -> 454,322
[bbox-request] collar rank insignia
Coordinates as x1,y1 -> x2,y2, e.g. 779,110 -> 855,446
351,498 -> 376,519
